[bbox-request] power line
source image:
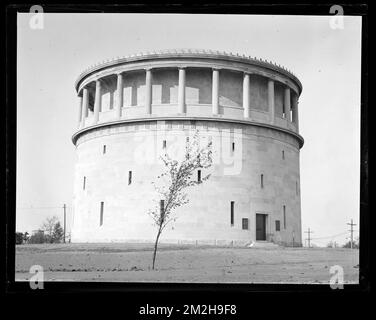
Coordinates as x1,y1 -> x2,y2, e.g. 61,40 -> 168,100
311,231 -> 348,240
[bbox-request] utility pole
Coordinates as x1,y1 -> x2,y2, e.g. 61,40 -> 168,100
304,228 -> 313,248
63,204 -> 66,244
347,219 -> 357,249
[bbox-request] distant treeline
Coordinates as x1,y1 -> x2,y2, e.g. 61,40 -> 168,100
16,216 -> 69,244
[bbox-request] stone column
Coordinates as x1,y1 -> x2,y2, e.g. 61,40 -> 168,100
284,87 -> 291,122
268,79 -> 275,124
145,69 -> 152,114
212,68 -> 219,115
292,93 -> 299,131
243,73 -> 250,118
82,88 -> 89,127
116,73 -> 123,119
94,79 -> 102,124
77,94 -> 83,128
178,67 -> 186,114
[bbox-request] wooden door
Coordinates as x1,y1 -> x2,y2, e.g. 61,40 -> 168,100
256,214 -> 266,240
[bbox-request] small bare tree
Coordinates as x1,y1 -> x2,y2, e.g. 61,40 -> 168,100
148,131 -> 213,270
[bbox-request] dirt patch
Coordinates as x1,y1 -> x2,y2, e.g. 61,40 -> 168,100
15,244 -> 359,283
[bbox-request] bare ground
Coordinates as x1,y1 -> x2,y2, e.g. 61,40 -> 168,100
15,243 -> 359,283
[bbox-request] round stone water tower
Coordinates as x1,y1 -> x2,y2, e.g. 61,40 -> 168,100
71,49 -> 303,246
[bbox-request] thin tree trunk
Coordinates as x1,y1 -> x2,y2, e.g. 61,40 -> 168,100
152,227 -> 162,270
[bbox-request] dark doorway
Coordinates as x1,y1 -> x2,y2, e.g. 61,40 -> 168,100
256,214 -> 266,240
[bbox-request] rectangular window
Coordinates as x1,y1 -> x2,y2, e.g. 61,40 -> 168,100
242,218 -> 249,230
230,201 -> 234,226
198,170 -> 201,182
261,174 -> 264,188
275,220 -> 280,231
282,150 -> 285,160
128,171 -> 132,185
186,137 -> 190,159
163,140 -> 166,149
100,202 -> 104,226
83,176 -> 86,190
160,200 -> 165,216
283,205 -> 286,229
103,145 -> 106,154
296,181 -> 299,195
232,142 -> 235,152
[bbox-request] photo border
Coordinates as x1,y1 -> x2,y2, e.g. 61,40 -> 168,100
4,2 -> 369,302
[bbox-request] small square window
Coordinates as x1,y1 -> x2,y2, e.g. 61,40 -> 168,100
275,220 -> 280,231
242,218 -> 249,230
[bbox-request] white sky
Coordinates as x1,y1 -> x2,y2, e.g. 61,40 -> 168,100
16,13 -> 362,246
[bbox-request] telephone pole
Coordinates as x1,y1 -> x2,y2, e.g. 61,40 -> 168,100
63,204 -> 66,244
304,228 -> 313,248
347,219 -> 357,249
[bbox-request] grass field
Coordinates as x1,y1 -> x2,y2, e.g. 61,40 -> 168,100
15,243 -> 359,283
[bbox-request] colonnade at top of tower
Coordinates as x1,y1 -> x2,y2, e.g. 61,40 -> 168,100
75,57 -> 301,135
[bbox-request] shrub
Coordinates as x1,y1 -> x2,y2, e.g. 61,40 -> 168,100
15,232 -> 24,245
29,231 -> 46,244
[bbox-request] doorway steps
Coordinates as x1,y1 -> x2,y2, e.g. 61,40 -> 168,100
247,241 -> 280,248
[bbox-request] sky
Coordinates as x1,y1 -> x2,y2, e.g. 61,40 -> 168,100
16,13 -> 362,246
